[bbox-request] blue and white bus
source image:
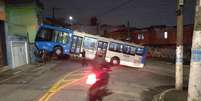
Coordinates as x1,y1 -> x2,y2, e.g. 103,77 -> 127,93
35,24 -> 147,68
35,24 -> 73,57
72,31 -> 148,68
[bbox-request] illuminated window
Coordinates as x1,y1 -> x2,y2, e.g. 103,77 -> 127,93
137,34 -> 144,40
164,32 -> 168,39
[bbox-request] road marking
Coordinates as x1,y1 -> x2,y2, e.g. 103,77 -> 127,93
38,68 -> 84,101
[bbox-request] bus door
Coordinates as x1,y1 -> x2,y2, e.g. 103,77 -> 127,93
70,35 -> 83,55
97,41 -> 108,58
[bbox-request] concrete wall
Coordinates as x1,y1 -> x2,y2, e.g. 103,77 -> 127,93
4,3 -> 40,68
6,4 -> 38,43
147,46 -> 191,64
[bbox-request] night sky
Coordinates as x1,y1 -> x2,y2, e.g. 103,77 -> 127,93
40,0 -> 196,27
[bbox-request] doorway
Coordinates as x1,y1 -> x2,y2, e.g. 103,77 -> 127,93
0,20 -> 7,67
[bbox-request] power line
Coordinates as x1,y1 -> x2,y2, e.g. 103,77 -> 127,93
97,0 -> 135,17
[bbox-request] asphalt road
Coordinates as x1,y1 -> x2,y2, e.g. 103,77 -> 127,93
0,59 -> 177,101
46,63 -> 175,101
0,60 -> 84,101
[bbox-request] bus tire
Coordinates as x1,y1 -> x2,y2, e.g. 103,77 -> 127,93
110,57 -> 120,65
54,46 -> 63,57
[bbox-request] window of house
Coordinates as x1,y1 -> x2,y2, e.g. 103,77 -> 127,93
164,32 -> 168,39
137,34 -> 144,40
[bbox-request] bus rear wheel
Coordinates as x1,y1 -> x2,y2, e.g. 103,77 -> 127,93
110,57 -> 120,65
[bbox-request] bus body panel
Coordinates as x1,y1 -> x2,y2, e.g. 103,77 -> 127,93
35,24 -> 73,55
73,31 -> 147,68
105,49 -> 144,68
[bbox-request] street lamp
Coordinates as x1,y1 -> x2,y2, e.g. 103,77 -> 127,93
69,16 -> 73,21
68,16 -> 73,25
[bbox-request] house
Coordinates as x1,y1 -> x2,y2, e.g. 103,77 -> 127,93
0,0 -> 43,69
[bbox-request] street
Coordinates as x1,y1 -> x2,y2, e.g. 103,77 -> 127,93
0,58 -> 189,101
45,60 -> 175,101
0,58 -> 177,101
0,60 -> 83,101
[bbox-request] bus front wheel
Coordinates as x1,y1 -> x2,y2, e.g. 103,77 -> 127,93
54,47 -> 63,57
110,57 -> 120,65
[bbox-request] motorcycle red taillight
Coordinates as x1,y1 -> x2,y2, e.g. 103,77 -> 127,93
86,73 -> 97,85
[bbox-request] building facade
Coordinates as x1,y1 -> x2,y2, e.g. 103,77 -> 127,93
0,0 -> 42,68
106,25 -> 193,63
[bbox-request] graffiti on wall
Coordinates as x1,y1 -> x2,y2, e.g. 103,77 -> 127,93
147,46 -> 191,63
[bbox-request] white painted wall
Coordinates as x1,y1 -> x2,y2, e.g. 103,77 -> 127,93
10,41 -> 28,68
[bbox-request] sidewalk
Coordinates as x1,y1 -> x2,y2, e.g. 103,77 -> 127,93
0,61 -> 59,84
152,88 -> 188,101
147,59 -> 190,101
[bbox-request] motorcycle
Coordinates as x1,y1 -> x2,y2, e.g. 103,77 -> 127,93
86,66 -> 111,101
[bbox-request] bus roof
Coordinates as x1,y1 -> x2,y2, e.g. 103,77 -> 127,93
40,24 -> 73,33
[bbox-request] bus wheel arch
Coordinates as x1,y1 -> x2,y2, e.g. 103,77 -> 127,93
53,46 -> 63,56
110,56 -> 120,65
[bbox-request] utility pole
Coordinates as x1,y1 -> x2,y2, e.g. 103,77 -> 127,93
126,20 -> 130,42
52,7 -> 55,19
188,0 -> 201,101
176,0 -> 184,90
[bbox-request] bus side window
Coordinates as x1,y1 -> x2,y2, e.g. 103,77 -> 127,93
109,42 -> 122,53
123,45 -> 130,54
136,48 -> 144,55
109,42 -> 118,52
103,43 -> 108,51
83,37 -> 97,50
123,45 -> 136,55
97,41 -> 103,50
130,46 -> 136,55
117,44 -> 123,52
55,31 -> 69,44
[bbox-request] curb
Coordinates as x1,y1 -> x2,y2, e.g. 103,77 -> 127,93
0,66 -> 9,74
152,88 -> 176,101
